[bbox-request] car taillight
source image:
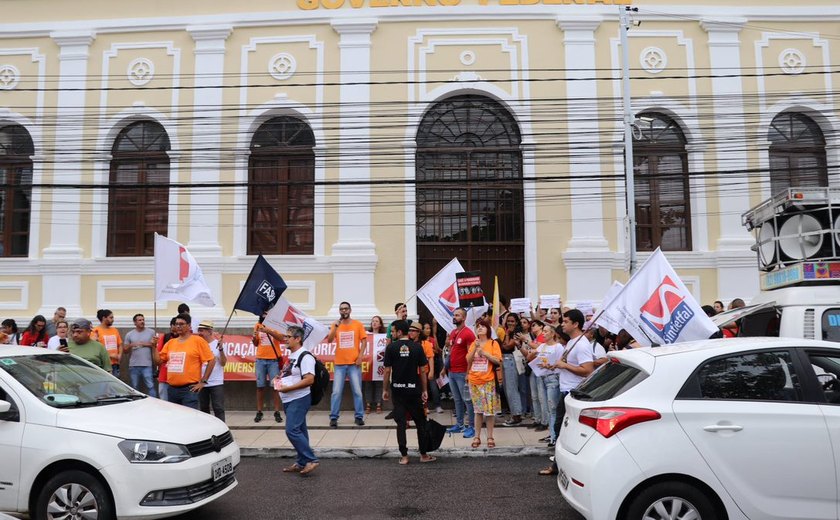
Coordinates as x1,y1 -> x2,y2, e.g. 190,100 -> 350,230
579,407 -> 661,438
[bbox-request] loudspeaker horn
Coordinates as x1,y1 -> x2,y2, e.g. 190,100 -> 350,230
757,222 -> 777,269
779,214 -> 824,260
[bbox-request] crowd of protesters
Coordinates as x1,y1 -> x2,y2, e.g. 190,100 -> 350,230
1,293 -> 748,470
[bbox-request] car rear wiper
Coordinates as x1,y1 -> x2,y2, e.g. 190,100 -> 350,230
570,389 -> 593,400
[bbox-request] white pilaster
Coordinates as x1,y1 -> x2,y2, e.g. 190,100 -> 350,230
186,25 -> 230,257
38,31 -> 95,318
328,19 -> 379,317
558,17 -> 613,302
180,25 -> 231,320
701,19 -> 758,301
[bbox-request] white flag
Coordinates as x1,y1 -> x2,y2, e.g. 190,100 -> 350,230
416,258 -> 465,334
264,296 -> 330,350
154,234 -> 216,307
599,249 -> 717,347
594,281 -> 625,334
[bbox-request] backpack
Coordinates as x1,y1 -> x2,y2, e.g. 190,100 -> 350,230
296,350 -> 330,406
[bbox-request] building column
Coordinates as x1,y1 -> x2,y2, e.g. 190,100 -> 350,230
557,17 -> 614,304
328,19 -> 379,318
186,25 -> 230,256
701,19 -> 758,300
38,31 -> 95,317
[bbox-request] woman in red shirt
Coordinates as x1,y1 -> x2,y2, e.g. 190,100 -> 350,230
20,315 -> 49,347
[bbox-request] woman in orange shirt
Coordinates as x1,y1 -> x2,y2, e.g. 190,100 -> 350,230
466,318 -> 502,449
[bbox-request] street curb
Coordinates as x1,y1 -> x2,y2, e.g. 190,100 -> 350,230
241,446 -> 551,458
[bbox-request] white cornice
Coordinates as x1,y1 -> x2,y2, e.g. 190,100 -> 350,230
50,30 -> 96,47
556,16 -> 603,33
2,7 -> 839,39
699,18 -> 748,34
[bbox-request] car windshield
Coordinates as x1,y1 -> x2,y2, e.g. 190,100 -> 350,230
0,353 -> 144,407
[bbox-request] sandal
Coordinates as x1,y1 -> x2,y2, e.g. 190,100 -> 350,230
487,437 -> 496,448
282,463 -> 303,473
365,403 -> 371,414
538,466 -> 558,476
375,403 -> 382,413
471,437 -> 482,448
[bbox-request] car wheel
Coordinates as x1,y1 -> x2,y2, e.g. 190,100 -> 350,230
34,469 -> 115,520
626,481 -> 718,520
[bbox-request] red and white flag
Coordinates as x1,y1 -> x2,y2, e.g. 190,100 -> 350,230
263,296 -> 329,350
154,233 -> 216,307
416,258 -> 488,334
598,249 -> 717,347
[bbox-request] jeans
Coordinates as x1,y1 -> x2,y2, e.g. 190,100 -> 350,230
284,396 -> 318,467
544,374 -> 561,442
111,364 -> 120,378
167,384 -> 199,409
255,358 -> 280,389
367,380 -> 382,405
530,372 -> 548,425
449,371 -> 474,428
330,364 -> 364,420
519,372 -> 531,414
158,382 -> 169,401
427,371 -> 441,408
129,366 -> 157,398
392,391 -> 429,456
200,385 -> 225,422
502,354 -> 522,416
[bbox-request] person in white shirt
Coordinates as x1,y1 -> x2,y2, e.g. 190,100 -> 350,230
47,320 -> 69,350
197,320 -> 226,422
275,325 -> 319,476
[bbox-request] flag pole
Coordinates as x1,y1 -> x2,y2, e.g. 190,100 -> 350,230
219,307 -> 236,339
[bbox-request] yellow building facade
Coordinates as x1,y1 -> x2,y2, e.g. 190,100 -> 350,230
0,0 -> 838,326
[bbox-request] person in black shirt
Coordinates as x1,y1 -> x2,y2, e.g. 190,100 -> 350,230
383,319 -> 435,465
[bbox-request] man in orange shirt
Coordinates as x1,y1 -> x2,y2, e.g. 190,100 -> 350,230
93,309 -> 122,378
326,301 -> 367,428
153,313 -> 215,410
253,318 -> 284,424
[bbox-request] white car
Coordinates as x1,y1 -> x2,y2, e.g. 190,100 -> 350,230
556,337 -> 840,520
0,346 -> 240,519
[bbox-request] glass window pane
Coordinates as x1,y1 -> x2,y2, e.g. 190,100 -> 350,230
697,351 -> 800,401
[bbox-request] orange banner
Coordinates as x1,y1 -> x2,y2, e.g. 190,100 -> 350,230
220,333 -> 387,381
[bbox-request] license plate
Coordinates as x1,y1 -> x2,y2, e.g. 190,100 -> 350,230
212,456 -> 233,482
559,468 -> 569,490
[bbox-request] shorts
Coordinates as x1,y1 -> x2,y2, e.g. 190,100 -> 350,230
255,358 -> 280,388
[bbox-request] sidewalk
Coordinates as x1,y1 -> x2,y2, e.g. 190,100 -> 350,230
227,410 -> 554,458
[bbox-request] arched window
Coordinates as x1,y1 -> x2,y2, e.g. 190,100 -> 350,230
415,95 -> 524,305
633,113 -> 691,252
769,112 -> 827,194
248,116 -> 315,255
0,124 -> 34,257
108,121 -> 170,256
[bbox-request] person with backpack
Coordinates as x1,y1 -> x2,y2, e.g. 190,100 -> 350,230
275,325 -> 319,476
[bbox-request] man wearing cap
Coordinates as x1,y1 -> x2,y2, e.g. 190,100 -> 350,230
197,320 -> 227,421
64,318 -> 111,371
153,313 -> 215,410
124,313 -> 157,397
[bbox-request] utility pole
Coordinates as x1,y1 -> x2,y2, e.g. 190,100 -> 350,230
620,5 -> 639,274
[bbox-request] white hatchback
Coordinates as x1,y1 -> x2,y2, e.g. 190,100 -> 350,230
556,337 -> 840,520
0,346 -> 240,520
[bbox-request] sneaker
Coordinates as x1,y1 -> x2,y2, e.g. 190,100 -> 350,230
463,426 -> 475,439
526,422 -> 539,429
435,406 -> 444,414
539,435 -> 551,442
534,424 -> 548,432
503,416 -> 522,427
274,411 -> 283,423
329,418 -> 338,428
253,411 -> 263,423
384,411 -> 395,420
355,417 -> 365,426
547,441 -> 556,448
446,424 -> 464,434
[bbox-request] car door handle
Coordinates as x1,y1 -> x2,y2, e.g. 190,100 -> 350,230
703,424 -> 743,432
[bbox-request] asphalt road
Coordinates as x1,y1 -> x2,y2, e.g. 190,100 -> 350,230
175,456 -> 585,520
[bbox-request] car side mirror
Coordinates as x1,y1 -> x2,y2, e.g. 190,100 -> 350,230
0,399 -> 19,422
